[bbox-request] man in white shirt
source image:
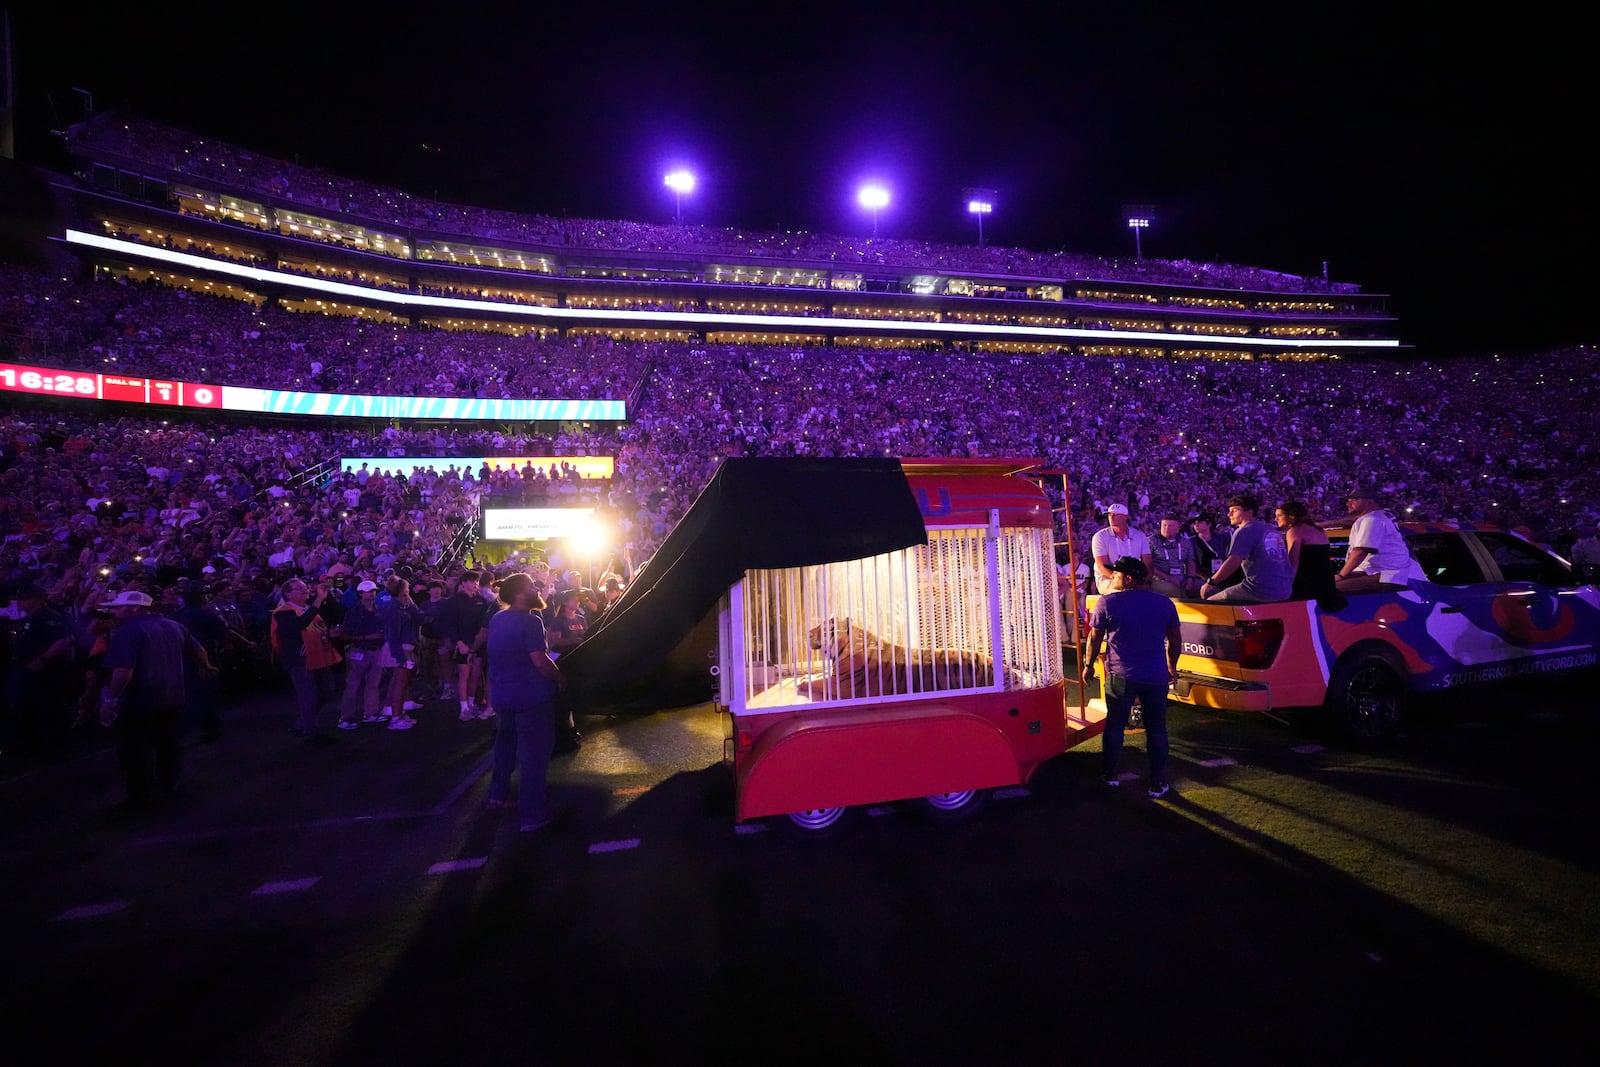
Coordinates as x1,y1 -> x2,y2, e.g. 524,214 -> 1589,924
1091,503 -> 1153,596
1335,487 -> 1425,594
267,539 -> 297,569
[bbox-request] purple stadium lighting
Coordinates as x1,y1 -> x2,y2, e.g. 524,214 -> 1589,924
664,169 -> 696,225
964,187 -> 997,246
857,183 -> 890,237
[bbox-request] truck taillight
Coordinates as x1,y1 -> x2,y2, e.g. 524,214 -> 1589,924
1237,619 -> 1285,670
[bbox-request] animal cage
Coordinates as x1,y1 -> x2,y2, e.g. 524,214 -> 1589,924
716,458 -> 1093,826
722,524 -> 1061,711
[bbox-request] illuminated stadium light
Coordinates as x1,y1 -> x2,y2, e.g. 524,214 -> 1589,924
964,187 -> 997,246
663,169 -> 696,225
1122,203 -> 1155,259
857,183 -> 890,237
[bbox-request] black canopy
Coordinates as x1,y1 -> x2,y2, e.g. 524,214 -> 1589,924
558,456 -> 927,710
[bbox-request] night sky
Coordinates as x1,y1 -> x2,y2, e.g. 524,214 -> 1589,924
8,4 -> 1592,357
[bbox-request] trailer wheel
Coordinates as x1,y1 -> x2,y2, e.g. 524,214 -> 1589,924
784,806 -> 851,834
1325,647 -> 1407,745
911,788 -> 991,824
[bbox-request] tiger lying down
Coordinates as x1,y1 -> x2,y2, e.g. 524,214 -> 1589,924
798,617 -> 1015,700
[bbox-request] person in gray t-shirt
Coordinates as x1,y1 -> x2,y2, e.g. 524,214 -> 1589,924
1200,492 -> 1295,603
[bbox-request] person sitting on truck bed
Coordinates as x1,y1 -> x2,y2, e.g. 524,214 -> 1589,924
1335,487 -> 1425,594
1276,500 -> 1347,612
1199,492 -> 1295,604
1091,503 -> 1153,596
1149,512 -> 1203,599
1185,514 -> 1237,592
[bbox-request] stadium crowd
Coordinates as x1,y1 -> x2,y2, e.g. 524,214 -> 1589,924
4,250 -> 1599,789
5,326 -> 1596,759
1,264 -> 650,400
68,115 -> 1359,296
5,261 -> 1599,570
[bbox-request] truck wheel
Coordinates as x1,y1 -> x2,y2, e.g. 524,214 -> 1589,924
1326,649 -> 1406,745
784,806 -> 851,834
912,788 -> 990,824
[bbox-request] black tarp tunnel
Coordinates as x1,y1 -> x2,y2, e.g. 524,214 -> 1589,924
556,457 -> 928,711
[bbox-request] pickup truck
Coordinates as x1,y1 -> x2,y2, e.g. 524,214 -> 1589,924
1144,522 -> 1600,742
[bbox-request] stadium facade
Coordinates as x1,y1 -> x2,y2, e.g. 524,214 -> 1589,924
49,113 -> 1402,367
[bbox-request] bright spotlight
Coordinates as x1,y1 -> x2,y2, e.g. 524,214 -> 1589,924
857,184 -> 890,210
857,183 -> 890,237
664,169 -> 696,224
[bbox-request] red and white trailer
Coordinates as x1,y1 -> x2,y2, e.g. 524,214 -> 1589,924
715,458 -> 1101,830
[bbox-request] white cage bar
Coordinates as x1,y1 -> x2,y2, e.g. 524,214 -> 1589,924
721,521 -> 1062,713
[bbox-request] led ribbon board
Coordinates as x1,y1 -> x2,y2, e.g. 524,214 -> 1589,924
0,360 -> 623,421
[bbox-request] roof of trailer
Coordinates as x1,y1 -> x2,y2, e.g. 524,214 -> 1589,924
899,457 -> 1045,476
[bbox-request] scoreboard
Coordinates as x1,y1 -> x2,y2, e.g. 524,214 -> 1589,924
0,360 -> 621,421
0,363 -> 222,408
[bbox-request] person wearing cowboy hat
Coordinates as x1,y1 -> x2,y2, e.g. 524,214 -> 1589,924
1335,487 -> 1425,594
100,589 -> 217,809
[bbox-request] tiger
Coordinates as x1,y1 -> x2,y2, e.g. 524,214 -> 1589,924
800,617 -> 1002,700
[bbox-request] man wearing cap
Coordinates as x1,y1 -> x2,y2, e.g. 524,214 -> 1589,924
267,538 -> 296,570
1148,513 -> 1202,599
1570,521 -> 1600,583
334,580 -> 387,730
1200,492 -> 1295,604
1091,503 -> 1153,596
1186,514 -> 1234,590
1083,557 -> 1181,799
100,590 -> 216,808
1335,488 -> 1425,594
5,583 -> 76,757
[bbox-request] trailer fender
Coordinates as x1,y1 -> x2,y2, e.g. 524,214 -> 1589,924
736,703 -> 1021,822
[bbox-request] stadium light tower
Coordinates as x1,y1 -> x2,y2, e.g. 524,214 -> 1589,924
964,187 -> 997,246
664,169 -> 696,225
1122,203 -> 1155,259
857,183 -> 890,238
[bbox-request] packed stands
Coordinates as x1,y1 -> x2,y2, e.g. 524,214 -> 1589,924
5,115 -> 1596,747
67,114 -> 1361,296
4,250 -> 1597,570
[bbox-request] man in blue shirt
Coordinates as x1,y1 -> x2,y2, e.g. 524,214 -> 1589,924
1083,557 -> 1181,798
1200,492 -> 1295,604
484,572 -> 566,833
